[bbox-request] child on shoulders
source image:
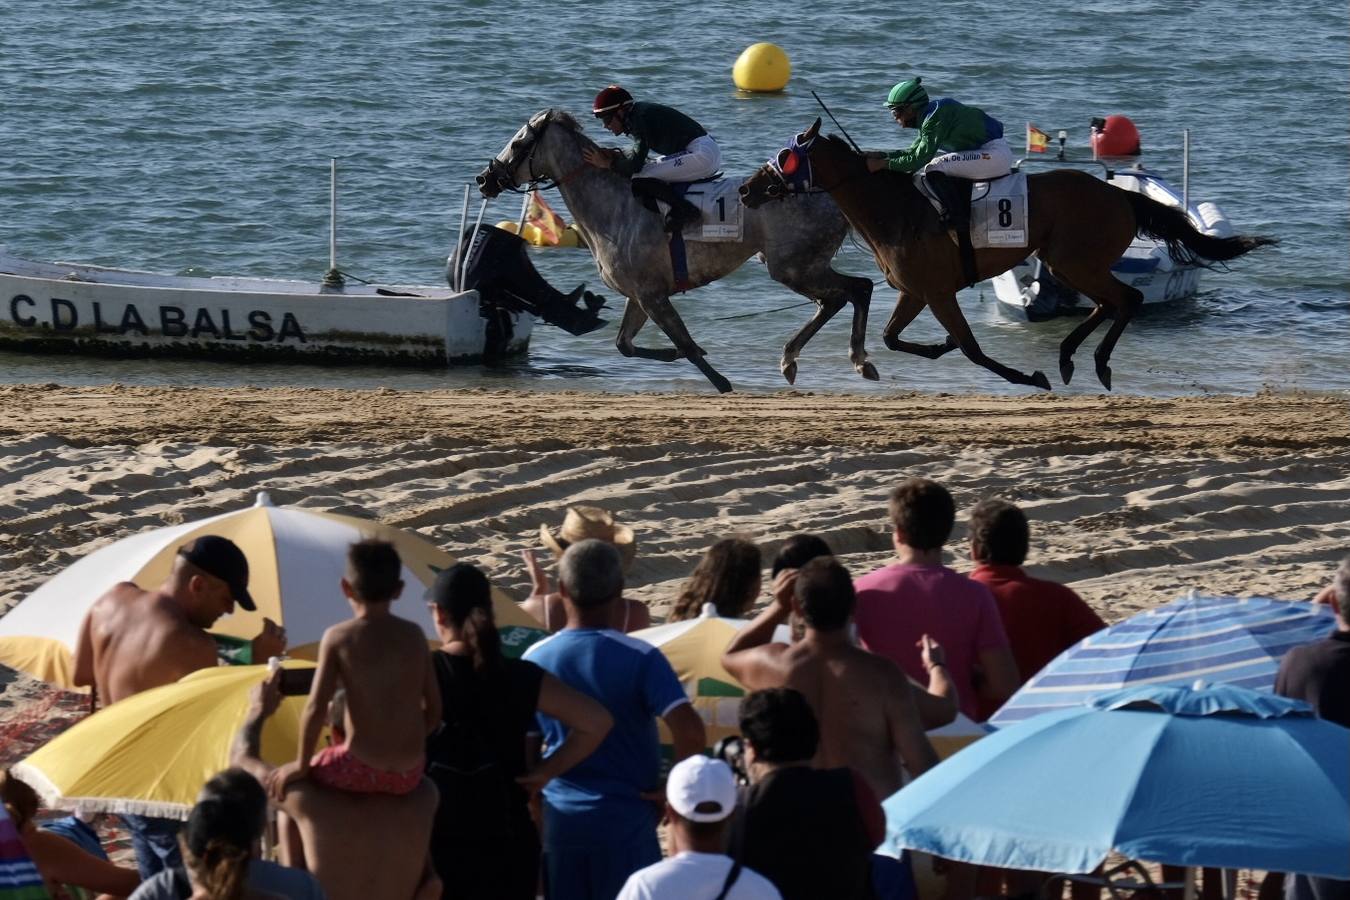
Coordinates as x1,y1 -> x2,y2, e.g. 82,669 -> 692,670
273,539 -> 441,797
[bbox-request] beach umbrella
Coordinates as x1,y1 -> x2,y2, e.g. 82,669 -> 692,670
884,682 -> 1350,879
634,606 -> 759,750
990,594 -> 1335,727
634,606 -> 985,757
12,661 -> 315,821
0,492 -> 546,689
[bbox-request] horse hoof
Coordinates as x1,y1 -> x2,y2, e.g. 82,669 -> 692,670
782,362 -> 798,385
1030,371 -> 1052,391
712,375 -> 734,394
1097,365 -> 1113,391
1060,361 -> 1074,385
859,361 -> 880,381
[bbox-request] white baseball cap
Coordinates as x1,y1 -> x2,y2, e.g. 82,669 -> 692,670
667,756 -> 738,823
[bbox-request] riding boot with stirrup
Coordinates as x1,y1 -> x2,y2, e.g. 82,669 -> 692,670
925,171 -> 979,286
632,178 -> 702,233
924,171 -> 965,231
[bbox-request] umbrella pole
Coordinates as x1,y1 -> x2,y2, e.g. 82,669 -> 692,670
1183,867 -> 1197,900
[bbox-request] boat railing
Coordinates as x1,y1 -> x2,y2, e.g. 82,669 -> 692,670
1011,157 -> 1117,180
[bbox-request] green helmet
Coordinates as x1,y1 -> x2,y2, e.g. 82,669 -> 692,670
886,77 -> 928,109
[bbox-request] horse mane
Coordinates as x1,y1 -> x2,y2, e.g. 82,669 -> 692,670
818,133 -> 933,240
545,108 -> 583,133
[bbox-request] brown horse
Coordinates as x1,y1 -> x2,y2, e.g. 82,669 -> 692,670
740,118 -> 1276,390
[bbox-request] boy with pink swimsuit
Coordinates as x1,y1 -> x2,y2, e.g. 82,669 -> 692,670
273,539 -> 441,797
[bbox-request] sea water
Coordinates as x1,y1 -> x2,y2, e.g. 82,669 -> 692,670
1,0 -> 1346,396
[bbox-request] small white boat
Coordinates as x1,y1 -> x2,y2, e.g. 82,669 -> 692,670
0,248 -> 535,366
992,119 -> 1236,321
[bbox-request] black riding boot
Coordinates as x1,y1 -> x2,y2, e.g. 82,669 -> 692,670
923,171 -> 971,232
924,171 -> 979,286
631,178 -> 702,233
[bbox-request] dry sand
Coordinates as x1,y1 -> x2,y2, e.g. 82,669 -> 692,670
4,384 -> 1348,625
2,382 -> 1344,875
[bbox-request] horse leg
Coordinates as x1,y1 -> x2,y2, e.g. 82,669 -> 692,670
1049,268 -> 1143,389
924,293 -> 1052,390
1088,288 -> 1143,391
779,299 -> 844,385
1055,304 -> 1110,385
883,292 -> 960,359
640,295 -> 733,393
775,271 -> 877,384
615,297 -> 683,363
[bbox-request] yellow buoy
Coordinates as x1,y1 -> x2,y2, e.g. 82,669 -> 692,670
494,220 -> 520,234
733,43 -> 791,92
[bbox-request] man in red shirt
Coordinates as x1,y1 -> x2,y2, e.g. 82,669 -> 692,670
854,478 -> 1019,722
967,499 -> 1106,721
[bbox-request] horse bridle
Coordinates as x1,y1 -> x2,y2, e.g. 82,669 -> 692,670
756,135 -> 864,199
480,116 -> 587,195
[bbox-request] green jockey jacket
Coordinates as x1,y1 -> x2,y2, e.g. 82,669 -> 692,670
611,101 -> 709,177
885,98 -> 1005,173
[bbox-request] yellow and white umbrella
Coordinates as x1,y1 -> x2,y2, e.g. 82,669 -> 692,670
633,606 -> 757,750
0,492 -> 546,689
12,661 -> 315,820
634,604 -> 989,759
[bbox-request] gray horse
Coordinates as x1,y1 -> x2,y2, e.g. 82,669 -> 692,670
477,109 -> 875,393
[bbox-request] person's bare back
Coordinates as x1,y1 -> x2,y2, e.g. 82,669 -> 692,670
778,638 -> 931,798
77,583 -> 220,706
285,778 -> 439,900
321,612 -> 434,771
74,536 -> 285,709
722,556 -> 939,801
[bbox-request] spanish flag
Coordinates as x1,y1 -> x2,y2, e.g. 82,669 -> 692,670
1027,123 -> 1050,154
526,189 -> 567,246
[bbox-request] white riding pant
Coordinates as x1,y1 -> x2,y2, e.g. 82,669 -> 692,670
636,134 -> 721,182
921,137 -> 1013,179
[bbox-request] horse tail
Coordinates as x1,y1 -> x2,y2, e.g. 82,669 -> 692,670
1124,191 -> 1277,269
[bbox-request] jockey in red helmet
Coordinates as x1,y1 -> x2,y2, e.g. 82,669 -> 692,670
582,85 -> 721,233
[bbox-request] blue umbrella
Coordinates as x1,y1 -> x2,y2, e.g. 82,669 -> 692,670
885,682 -> 1350,878
990,595 -> 1335,727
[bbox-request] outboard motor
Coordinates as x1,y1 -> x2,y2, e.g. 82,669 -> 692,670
449,225 -> 607,340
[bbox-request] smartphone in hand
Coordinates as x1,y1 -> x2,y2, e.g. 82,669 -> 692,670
277,668 -> 316,696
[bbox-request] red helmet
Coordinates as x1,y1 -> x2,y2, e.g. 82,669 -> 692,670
593,85 -> 633,118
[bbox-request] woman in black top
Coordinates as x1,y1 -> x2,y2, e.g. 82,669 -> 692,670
425,563 -> 612,900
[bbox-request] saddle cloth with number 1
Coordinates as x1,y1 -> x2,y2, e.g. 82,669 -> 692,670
676,179 -> 744,241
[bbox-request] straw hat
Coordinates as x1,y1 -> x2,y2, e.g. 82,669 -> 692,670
540,505 -> 636,570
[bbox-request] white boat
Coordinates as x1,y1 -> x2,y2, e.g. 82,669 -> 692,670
0,248 -> 535,366
991,120 -> 1236,321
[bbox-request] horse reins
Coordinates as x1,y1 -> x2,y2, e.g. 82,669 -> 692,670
492,117 -> 589,193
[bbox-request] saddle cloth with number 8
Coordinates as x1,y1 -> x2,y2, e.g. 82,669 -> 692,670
969,170 -> 1029,249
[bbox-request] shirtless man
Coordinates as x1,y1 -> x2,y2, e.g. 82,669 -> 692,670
274,539 -> 440,797
73,534 -> 286,708
72,534 -> 286,879
722,556 -> 938,798
723,557 -> 943,900
232,671 -> 441,900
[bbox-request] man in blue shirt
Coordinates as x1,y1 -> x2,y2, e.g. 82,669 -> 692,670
524,539 -> 707,900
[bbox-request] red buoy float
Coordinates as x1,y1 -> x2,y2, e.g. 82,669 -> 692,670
1091,114 -> 1142,157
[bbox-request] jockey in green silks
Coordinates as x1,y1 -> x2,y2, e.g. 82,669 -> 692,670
867,77 -> 1012,180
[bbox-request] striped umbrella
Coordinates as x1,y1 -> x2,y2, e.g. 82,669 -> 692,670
0,492 -> 546,689
989,594 -> 1336,727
